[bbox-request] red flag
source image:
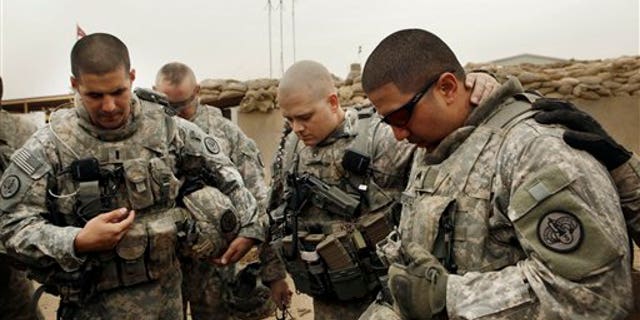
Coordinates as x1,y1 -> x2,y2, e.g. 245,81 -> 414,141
76,24 -> 87,39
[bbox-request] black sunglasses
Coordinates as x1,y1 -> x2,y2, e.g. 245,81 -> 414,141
380,74 -> 442,127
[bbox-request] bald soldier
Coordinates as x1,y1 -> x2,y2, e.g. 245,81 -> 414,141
154,62 -> 288,320
0,77 -> 42,320
268,60 -> 498,319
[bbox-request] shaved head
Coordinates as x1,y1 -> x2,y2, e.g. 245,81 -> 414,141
278,60 -> 336,103
155,62 -> 197,87
71,33 -> 130,79
277,60 -> 343,147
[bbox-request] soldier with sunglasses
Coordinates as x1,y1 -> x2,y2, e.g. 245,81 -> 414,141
153,62 -> 286,320
360,28 -> 632,320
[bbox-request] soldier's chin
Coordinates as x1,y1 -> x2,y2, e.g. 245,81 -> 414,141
98,116 -> 126,129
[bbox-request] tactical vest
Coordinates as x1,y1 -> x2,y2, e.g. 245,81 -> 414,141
278,107 -> 397,301
37,102 -> 183,298
400,94 -> 538,274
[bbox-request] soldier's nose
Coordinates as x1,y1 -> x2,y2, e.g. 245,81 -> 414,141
391,126 -> 409,141
102,95 -> 117,112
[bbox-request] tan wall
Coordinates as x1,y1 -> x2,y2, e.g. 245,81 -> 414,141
573,96 -> 640,154
236,108 -> 285,183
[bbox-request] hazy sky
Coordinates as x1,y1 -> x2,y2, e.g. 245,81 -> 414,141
1,0 -> 638,99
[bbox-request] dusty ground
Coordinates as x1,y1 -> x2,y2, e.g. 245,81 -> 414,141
37,246 -> 640,319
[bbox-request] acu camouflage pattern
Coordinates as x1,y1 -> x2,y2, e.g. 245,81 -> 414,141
395,78 -> 632,319
0,96 -> 261,319
270,106 -> 415,319
612,154 -> 640,247
0,110 -> 41,320
182,103 -> 277,320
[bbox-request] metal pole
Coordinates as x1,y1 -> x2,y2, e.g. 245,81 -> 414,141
279,0 -> 285,76
291,0 -> 296,63
268,0 -> 273,78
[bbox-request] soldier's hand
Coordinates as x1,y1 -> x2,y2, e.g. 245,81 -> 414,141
269,278 -> 292,310
466,71 -> 499,105
388,242 -> 447,320
74,208 -> 136,253
532,98 -> 632,170
212,236 -> 256,265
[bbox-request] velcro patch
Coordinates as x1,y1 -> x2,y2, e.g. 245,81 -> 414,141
0,175 -> 20,199
204,137 -> 220,154
537,211 -> 583,252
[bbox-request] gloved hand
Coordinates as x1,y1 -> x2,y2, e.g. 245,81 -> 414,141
388,242 -> 448,320
532,98 -> 632,170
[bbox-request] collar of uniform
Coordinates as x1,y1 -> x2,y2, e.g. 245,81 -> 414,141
315,108 -> 357,147
74,93 -> 142,142
423,78 -> 524,165
464,77 -> 525,127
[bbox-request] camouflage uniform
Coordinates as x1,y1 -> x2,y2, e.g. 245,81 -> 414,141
270,106 -> 415,320
0,97 -> 263,319
181,103 -> 279,320
376,78 -> 633,319
613,154 -> 640,247
0,109 -> 42,320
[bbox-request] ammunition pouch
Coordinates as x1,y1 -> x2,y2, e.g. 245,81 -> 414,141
280,211 -> 394,301
31,210 -> 181,305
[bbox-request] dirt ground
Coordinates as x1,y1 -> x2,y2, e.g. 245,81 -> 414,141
36,246 -> 640,319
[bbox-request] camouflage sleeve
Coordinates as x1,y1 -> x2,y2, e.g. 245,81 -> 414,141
612,154 -> 640,246
176,119 -> 264,242
0,138 -> 86,272
446,124 -> 632,319
259,226 -> 287,284
368,120 -> 415,189
223,121 -> 269,210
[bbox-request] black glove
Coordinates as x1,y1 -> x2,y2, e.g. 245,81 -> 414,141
532,98 -> 632,170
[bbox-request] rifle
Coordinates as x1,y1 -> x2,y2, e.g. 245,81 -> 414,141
296,173 -> 360,219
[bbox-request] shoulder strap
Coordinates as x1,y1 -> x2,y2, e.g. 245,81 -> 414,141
483,92 -> 541,130
349,107 -> 375,158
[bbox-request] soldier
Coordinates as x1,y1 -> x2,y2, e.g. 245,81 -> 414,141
0,33 -> 262,319
0,77 -> 42,320
360,28 -> 632,319
153,62 -> 288,320
268,60 -> 498,319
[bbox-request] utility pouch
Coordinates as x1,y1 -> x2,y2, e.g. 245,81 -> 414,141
358,212 -> 393,248
149,158 -> 180,205
342,149 -> 371,176
115,222 -> 149,286
147,216 -> 178,279
328,265 -> 369,301
123,159 -> 154,210
316,235 -> 355,271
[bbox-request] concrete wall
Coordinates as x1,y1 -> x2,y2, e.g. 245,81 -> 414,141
235,108 -> 285,183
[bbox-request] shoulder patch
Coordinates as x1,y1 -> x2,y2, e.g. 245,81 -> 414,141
204,137 -> 220,154
0,175 -> 21,199
537,211 -> 583,252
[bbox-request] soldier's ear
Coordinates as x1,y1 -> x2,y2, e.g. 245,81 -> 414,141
129,69 -> 136,83
328,93 -> 339,112
70,76 -> 79,90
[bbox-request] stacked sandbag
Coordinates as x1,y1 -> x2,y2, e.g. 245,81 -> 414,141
199,79 -> 248,108
465,56 -> 640,100
239,79 -> 279,113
